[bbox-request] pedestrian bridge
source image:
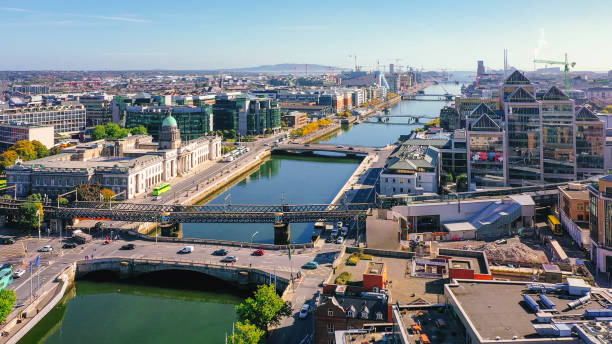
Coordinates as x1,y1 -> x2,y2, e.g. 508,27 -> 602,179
272,143 -> 375,156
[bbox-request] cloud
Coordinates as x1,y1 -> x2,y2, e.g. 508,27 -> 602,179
92,15 -> 150,23
533,28 -> 548,58
0,7 -> 29,12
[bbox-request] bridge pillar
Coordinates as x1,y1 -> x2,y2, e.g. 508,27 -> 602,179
160,222 -> 182,238
273,221 -> 290,245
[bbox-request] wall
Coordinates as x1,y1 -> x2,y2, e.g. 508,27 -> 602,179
345,247 -> 414,259
392,199 -> 498,223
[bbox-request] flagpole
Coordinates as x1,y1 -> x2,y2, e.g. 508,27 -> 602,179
29,262 -> 32,303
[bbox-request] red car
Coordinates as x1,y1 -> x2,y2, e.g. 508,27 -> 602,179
253,249 -> 265,256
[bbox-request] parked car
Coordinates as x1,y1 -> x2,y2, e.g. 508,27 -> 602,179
2,238 -> 15,245
330,229 -> 339,238
120,244 -> 135,250
336,221 -> 343,228
179,246 -> 194,254
348,147 -> 354,150
63,242 -> 77,249
325,236 -> 334,243
213,249 -> 228,256
341,227 -> 348,236
0,264 -> 12,270
299,304 -> 311,319
336,236 -> 344,244
38,245 -> 53,252
252,249 -> 265,256
221,256 -> 237,263
13,269 -> 26,278
263,143 -> 270,146
336,145 -> 344,148
302,261 -> 318,269
304,144 -> 310,147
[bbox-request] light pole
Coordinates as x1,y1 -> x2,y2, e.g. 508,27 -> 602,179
249,231 -> 259,267
36,209 -> 41,241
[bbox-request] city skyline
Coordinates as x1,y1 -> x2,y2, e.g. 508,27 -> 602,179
1,0 -> 611,71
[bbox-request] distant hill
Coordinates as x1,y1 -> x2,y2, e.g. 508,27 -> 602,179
220,63 -> 348,74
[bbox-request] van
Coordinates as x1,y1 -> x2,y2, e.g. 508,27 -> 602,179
179,246 -> 194,254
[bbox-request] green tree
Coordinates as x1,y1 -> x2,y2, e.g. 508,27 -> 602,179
129,126 -> 148,135
104,123 -> 129,140
91,125 -> 107,140
17,202 -> 42,231
58,197 -> 69,206
456,173 -> 468,192
0,150 -> 18,172
31,140 -> 49,159
235,284 -> 292,331
26,193 -> 42,202
10,140 -> 37,161
228,321 -> 265,344
49,146 -> 62,155
0,289 -> 17,324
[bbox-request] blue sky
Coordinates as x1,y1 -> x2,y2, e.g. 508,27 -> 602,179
1,0 -> 611,71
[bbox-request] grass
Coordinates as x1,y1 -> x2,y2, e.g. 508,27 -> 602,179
335,272 -> 352,285
346,252 -> 373,266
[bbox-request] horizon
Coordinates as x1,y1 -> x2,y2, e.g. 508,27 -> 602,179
1,0 -> 611,71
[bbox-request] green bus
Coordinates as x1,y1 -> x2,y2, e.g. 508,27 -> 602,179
0,267 -> 13,291
153,183 -> 171,196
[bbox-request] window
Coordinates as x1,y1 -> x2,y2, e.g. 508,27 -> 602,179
578,214 -> 584,221
376,312 -> 383,320
392,187 -> 396,193
347,311 -> 353,318
400,178 -> 404,183
400,188 -> 403,193
578,204 -> 584,210
327,310 -> 334,317
361,311 -> 368,319
327,323 -> 334,334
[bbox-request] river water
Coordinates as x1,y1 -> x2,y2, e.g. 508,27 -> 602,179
20,82 -> 466,344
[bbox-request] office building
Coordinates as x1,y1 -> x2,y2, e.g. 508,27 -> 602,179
246,97 -> 282,135
282,111 -> 308,129
125,105 -> 213,141
0,123 -> 54,152
466,103 -> 506,188
379,146 -> 439,196
79,93 -> 114,126
0,104 -> 86,135
7,114 -> 221,199
213,94 -> 249,134
477,60 -> 485,76
541,86 -> 576,182
575,106 -> 605,179
589,175 -> 612,273
11,85 -> 49,95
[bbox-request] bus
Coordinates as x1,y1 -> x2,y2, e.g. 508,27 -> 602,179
0,267 -> 13,291
547,215 -> 563,236
153,183 -> 171,196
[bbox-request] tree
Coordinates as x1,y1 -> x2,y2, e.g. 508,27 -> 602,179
26,193 -> 42,202
228,321 -> 265,344
456,173 -> 468,192
17,202 -> 42,231
58,197 -> 69,206
10,140 -> 37,161
100,188 -> 115,202
31,140 -> 49,159
75,183 -> 102,202
0,150 -> 18,172
104,123 -> 129,140
49,146 -> 62,155
129,126 -> 148,135
91,125 -> 107,140
235,284 -> 292,331
0,289 -> 16,324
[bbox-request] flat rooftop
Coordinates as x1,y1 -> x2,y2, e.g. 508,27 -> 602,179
447,281 -> 611,341
365,262 -> 385,275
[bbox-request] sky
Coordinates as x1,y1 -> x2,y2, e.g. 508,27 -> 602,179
1,0 -> 611,71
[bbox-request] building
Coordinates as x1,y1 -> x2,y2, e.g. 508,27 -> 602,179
0,104 -> 86,135
213,94 -> 249,134
125,105 -> 213,141
589,175 -> 612,273
79,93 -> 114,126
0,123 -> 54,152
379,146 -> 439,196
6,114 -> 221,199
315,293 -> 390,344
541,86 -> 576,183
477,60 -> 485,76
11,85 -> 49,95
466,103 -> 506,188
575,106 -> 605,179
282,111 -> 308,129
439,106 -> 461,132
246,97 -> 281,135
558,183 -> 590,248
586,86 -> 612,104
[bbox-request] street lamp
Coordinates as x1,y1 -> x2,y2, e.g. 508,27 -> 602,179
36,209 -> 41,241
249,231 -> 259,267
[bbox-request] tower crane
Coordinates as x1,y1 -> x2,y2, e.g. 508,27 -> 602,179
533,53 -> 576,95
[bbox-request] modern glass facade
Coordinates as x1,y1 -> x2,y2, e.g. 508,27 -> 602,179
469,133 -> 505,187
576,107 -> 605,178
213,97 -> 248,132
541,96 -> 575,182
505,103 -> 542,183
125,105 -> 213,141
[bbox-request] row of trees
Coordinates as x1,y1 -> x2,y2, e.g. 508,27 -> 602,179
290,118 -> 333,137
91,123 -> 147,141
228,284 -> 291,344
0,140 -> 54,172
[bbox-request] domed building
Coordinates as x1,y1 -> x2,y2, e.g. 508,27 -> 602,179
159,113 -> 181,150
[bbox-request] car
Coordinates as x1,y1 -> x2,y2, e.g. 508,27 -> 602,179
304,144 -> 310,147
330,229 -> 339,238
336,221 -> 343,228
63,242 -> 77,249
302,261 -> 318,269
341,227 -> 348,236
325,236 -> 334,243
263,143 -> 270,146
252,249 -> 265,256
221,256 -> 237,263
348,147 -> 354,150
336,236 -> 344,244
154,196 -> 162,201
38,245 -> 53,252
234,142 -> 241,146
2,238 -> 15,245
213,249 -> 228,256
13,269 -> 25,278
299,304 -> 311,319
336,145 -> 344,148
374,148 -> 381,151
120,244 -> 135,250
0,263 -> 12,270
179,246 -> 194,254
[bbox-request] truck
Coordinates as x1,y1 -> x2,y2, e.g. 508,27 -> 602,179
72,229 -> 92,244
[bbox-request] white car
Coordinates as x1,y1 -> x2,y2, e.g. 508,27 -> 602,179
179,246 -> 194,254
336,221 -> 343,228
13,269 -> 26,278
336,236 -> 344,244
299,304 -> 310,319
38,245 -> 53,252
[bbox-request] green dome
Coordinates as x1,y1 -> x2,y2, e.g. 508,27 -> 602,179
162,114 -> 177,127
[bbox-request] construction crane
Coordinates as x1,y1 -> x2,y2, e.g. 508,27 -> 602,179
533,53 -> 576,95
348,54 -> 358,71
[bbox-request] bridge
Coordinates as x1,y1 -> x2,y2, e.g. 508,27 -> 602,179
272,143 -> 376,156
401,93 -> 456,101
0,200 -> 371,223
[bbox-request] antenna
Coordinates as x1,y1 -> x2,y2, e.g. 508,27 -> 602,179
504,49 -> 508,75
